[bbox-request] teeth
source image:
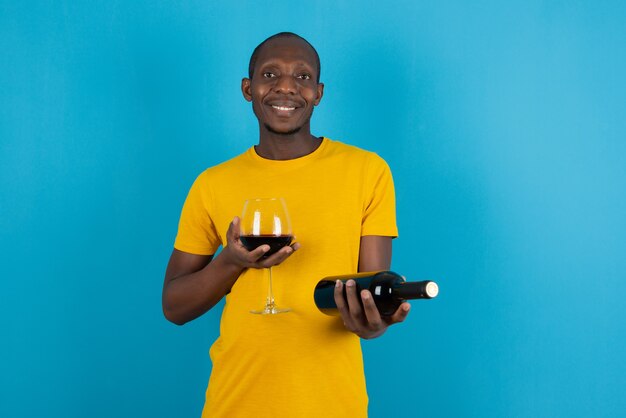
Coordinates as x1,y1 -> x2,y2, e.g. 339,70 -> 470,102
272,105 -> 295,111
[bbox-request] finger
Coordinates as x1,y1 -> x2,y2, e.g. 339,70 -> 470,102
345,280 -> 364,320
226,216 -> 241,244
388,302 -> 411,324
223,218 -> 247,267
361,290 -> 383,330
256,245 -> 294,268
246,244 -> 270,262
334,280 -> 354,331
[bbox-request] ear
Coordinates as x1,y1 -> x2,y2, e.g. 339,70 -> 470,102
241,78 -> 253,102
314,82 -> 324,106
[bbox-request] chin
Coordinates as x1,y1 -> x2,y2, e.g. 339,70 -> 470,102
264,123 -> 302,136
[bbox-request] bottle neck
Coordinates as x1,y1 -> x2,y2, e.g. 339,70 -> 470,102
393,281 -> 439,299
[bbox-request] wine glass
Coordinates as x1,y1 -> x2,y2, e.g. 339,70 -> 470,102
240,197 -> 293,314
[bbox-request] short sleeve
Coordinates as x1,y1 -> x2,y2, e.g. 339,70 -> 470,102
361,155 -> 398,237
174,173 -> 222,255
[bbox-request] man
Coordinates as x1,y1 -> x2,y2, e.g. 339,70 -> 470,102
162,32 -> 410,418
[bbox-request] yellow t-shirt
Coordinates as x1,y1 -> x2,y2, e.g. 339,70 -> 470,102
174,138 -> 398,418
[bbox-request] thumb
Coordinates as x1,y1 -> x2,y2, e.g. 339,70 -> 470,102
227,216 -> 241,243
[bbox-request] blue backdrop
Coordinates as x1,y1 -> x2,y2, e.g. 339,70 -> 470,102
1,1 -> 625,417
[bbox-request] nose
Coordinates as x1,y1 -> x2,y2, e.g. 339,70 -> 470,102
273,75 -> 297,94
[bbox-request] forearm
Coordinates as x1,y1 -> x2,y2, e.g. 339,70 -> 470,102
163,251 -> 244,325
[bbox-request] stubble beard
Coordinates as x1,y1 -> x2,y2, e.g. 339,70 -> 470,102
264,123 -> 303,136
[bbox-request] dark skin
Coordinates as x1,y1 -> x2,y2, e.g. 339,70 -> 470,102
162,36 -> 409,338
241,36 -> 324,159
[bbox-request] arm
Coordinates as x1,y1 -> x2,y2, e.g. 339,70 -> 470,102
162,217 -> 299,325
358,235 -> 392,272
334,235 -> 410,339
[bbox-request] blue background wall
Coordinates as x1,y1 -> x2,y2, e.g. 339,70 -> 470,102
1,1 -> 625,417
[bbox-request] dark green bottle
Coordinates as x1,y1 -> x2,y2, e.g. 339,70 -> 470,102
314,271 -> 438,316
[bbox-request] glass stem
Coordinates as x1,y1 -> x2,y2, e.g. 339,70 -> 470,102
266,267 -> 275,308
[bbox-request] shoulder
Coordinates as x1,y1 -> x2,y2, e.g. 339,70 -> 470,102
193,150 -> 250,185
324,138 -> 391,171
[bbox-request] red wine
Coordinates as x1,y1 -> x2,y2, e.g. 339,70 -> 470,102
314,271 -> 438,316
240,235 -> 293,257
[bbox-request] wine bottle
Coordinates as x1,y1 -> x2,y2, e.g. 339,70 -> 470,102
314,271 -> 438,316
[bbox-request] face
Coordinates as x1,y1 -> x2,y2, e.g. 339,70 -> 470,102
242,37 -> 324,135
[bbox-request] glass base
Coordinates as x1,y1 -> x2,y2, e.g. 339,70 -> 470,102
250,302 -> 291,315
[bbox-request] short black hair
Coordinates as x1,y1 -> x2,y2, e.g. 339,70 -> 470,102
248,32 -> 321,83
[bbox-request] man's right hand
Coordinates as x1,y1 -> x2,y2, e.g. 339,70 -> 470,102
221,216 -> 301,269
162,216 -> 300,325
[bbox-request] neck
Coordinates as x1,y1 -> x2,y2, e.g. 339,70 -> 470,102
255,125 -> 322,160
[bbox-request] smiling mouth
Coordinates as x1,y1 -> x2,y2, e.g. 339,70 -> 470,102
271,105 -> 296,111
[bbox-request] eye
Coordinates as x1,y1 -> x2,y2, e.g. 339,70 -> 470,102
263,72 -> 276,78
297,74 -> 311,80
